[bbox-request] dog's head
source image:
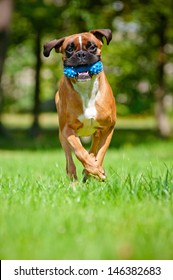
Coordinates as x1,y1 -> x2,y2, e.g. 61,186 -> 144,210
43,29 -> 112,67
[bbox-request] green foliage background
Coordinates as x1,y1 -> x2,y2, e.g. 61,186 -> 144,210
2,0 -> 173,117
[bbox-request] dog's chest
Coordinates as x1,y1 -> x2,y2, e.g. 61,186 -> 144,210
73,77 -> 100,136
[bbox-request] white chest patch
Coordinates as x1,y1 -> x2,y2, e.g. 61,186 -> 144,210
73,77 -> 100,136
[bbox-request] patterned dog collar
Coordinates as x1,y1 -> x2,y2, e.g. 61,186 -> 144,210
64,61 -> 103,78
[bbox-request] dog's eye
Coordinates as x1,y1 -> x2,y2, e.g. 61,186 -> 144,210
66,43 -> 74,56
87,42 -> 97,53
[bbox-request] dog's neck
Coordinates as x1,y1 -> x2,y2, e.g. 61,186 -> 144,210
72,76 -> 99,108
71,76 -> 100,136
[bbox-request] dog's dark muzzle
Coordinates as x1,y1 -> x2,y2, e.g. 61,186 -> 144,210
65,51 -> 99,67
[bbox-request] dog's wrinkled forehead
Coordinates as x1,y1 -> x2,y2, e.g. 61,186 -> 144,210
43,29 -> 112,57
62,33 -> 102,51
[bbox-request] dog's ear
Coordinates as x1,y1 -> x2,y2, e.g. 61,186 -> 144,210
90,29 -> 112,45
43,38 -> 65,57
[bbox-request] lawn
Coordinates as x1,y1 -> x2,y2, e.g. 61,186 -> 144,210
0,116 -> 173,259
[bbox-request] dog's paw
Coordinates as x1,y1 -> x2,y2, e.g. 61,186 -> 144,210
82,166 -> 106,182
82,155 -> 106,181
97,166 -> 106,181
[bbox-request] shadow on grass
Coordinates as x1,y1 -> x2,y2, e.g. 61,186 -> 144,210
0,126 -> 168,151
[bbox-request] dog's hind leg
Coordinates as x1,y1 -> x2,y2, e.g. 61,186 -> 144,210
89,131 -> 100,157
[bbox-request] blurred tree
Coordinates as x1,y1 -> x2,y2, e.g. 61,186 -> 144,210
133,0 -> 173,137
0,0 -> 13,136
13,0 -> 65,135
115,0 -> 173,137
1,0 -> 172,138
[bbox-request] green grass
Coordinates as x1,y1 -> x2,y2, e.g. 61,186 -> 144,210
0,139 -> 173,260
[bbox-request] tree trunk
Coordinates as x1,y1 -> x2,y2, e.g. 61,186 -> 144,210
0,0 -> 13,136
30,30 -> 42,136
154,14 -> 171,138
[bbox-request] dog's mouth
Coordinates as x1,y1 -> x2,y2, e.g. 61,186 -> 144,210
77,71 -> 91,82
63,61 -> 103,82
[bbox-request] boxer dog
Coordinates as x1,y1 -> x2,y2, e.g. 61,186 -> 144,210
43,29 -> 116,181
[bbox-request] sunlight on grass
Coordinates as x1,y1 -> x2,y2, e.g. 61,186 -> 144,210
0,142 -> 173,259
2,113 -> 159,129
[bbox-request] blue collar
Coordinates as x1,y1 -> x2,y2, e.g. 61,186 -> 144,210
64,61 -> 103,78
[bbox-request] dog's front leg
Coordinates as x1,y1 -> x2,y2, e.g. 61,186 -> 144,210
83,125 -> 114,181
62,125 -> 105,179
95,126 -> 115,167
59,131 -> 77,180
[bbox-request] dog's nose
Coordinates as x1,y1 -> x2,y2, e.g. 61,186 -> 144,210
76,51 -> 87,61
